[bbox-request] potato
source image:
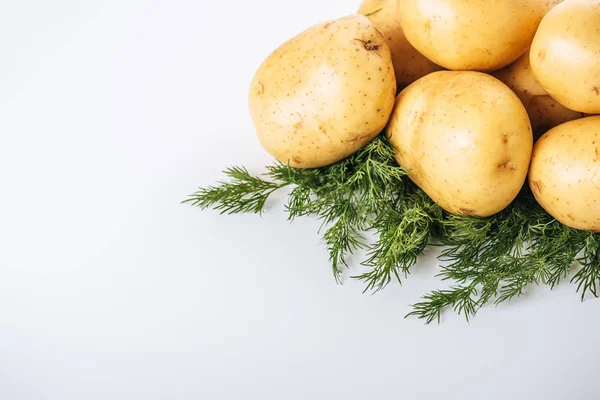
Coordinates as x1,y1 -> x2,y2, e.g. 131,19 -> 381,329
492,48 -> 583,137
398,0 -> 547,71
358,0 -> 442,88
542,0 -> 565,12
386,71 -> 533,217
248,14 -> 396,169
529,116 -> 600,231
530,0 -> 600,114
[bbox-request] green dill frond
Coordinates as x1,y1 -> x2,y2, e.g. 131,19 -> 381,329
572,234 -> 600,300
409,190 -> 600,323
364,8 -> 383,18
406,286 -> 478,324
186,136 -> 411,280
322,202 -> 366,282
357,191 -> 438,292
183,166 -> 286,214
186,135 -> 600,323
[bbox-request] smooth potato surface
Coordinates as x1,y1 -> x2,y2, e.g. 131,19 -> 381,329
358,0 -> 442,88
398,0 -> 547,71
249,14 -> 396,169
530,0 -> 600,114
492,49 -> 583,136
386,71 -> 533,217
529,116 -> 600,231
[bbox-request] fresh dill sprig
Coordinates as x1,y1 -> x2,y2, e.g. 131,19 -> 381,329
363,8 -> 383,18
183,166 -> 287,214
185,136 -> 419,282
185,135 -> 600,322
572,235 -> 600,300
408,190 -> 600,323
357,189 -> 440,292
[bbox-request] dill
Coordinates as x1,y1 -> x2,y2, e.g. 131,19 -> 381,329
185,135 -> 600,322
408,190 -> 599,323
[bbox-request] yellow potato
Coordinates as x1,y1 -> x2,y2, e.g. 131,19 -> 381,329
386,71 -> 533,217
248,14 -> 396,169
530,0 -> 600,114
398,0 -> 547,71
492,49 -> 583,137
529,116 -> 600,231
542,0 -> 565,12
358,0 -> 442,88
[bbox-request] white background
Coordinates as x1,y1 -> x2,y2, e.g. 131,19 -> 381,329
0,1 -> 598,399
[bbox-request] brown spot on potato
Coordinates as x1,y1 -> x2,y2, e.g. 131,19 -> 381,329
353,38 -> 381,53
292,156 -> 302,164
459,208 -> 475,215
319,125 -> 328,135
502,134 -> 509,144
537,49 -> 546,62
596,146 -> 600,162
497,160 -> 516,171
292,113 -> 304,133
424,20 -> 431,37
593,86 -> 600,96
255,81 -> 264,97
349,134 -> 369,143
373,26 -> 385,39
531,180 -> 543,195
567,213 -> 575,221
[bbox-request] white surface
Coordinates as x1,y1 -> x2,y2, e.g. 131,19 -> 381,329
0,1 -> 598,399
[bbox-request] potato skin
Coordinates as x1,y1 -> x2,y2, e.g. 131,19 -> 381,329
543,0 -> 565,11
386,71 -> 533,217
398,0 -> 547,72
529,116 -> 600,231
492,49 -> 583,137
248,14 -> 396,169
530,0 -> 600,114
358,0 -> 442,88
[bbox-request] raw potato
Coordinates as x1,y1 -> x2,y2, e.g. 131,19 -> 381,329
543,0 -> 565,12
248,14 -> 396,169
492,49 -> 583,137
398,0 -> 548,71
358,0 -> 442,88
529,116 -> 600,231
386,71 -> 533,217
530,0 -> 600,114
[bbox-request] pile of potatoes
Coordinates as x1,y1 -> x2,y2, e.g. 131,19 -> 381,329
248,0 -> 600,231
